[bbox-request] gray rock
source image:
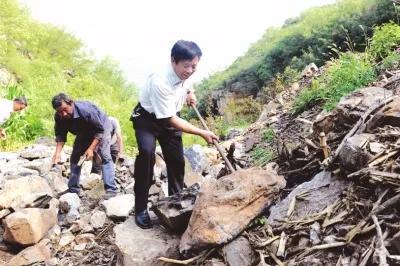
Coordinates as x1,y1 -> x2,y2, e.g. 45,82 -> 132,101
81,173 -> 102,190
90,210 -> 106,229
338,134 -> 373,174
0,175 -> 53,209
59,193 -> 81,214
151,184 -> 199,233
20,144 -> 54,160
268,171 -> 350,227
101,194 -> 135,218
59,193 -> 81,223
0,152 -> 19,161
222,236 -> 257,266
184,144 -> 209,173
114,217 -> 180,265
23,158 -> 52,176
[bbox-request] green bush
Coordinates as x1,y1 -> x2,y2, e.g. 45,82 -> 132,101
196,0 -> 397,115
294,52 -> 376,112
0,0 -> 139,152
370,23 -> 400,60
380,51 -> 400,70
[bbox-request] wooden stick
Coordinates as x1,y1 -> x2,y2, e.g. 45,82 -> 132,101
192,105 -> 235,173
258,235 -> 280,247
277,231 -> 287,258
158,249 -> 209,265
358,237 -> 375,266
269,252 -> 285,266
281,159 -> 319,175
372,215 -> 389,266
319,132 -> 329,159
330,97 -> 394,165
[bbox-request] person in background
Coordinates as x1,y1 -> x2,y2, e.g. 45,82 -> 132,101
0,96 -> 28,140
130,40 -> 219,229
50,93 -> 118,199
91,116 -> 124,174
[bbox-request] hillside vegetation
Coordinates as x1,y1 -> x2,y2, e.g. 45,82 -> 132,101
190,0 -> 399,137
0,0 -> 138,151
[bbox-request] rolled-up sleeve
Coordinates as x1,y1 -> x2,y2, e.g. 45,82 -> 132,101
149,78 -> 176,119
54,115 -> 68,142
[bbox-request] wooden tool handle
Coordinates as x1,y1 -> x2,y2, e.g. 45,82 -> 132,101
192,105 -> 235,173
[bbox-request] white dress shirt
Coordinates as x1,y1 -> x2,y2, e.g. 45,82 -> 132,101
0,99 -> 13,126
139,64 -> 193,119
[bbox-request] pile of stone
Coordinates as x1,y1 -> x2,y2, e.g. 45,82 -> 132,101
0,142 -> 137,265
239,70 -> 400,265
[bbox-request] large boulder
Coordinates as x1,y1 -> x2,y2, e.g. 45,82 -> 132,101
114,217 -> 180,265
180,168 -> 286,255
314,87 -> 393,134
20,144 -> 54,160
268,171 -> 350,227
0,175 -> 53,209
3,200 -> 58,245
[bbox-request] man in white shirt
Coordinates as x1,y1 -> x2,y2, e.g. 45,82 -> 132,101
0,96 -> 28,139
131,40 -> 219,229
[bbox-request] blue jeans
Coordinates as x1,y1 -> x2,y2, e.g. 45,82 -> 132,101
68,133 -> 117,193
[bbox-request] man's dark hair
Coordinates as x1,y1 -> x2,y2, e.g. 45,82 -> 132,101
52,93 -> 74,109
14,96 -> 28,106
171,40 -> 202,63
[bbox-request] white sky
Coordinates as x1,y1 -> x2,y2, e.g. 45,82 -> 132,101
20,0 -> 335,88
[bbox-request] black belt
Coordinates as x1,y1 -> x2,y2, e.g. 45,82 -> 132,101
130,103 -> 180,121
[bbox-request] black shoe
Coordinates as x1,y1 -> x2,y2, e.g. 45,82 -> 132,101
135,210 -> 152,229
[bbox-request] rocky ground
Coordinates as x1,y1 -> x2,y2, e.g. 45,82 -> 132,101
1,67 -> 400,266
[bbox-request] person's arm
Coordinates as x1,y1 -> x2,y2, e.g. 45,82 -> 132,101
53,115 -> 68,164
52,141 -> 65,164
167,116 -> 218,144
186,89 -> 197,106
84,138 -> 99,160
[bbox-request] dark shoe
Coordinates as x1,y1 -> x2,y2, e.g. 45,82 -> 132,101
103,191 -> 118,200
135,210 -> 152,229
57,189 -> 80,198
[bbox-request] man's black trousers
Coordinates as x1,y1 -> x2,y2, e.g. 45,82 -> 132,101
131,104 -> 185,213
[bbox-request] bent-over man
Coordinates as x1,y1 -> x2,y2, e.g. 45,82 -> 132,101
51,93 -> 117,199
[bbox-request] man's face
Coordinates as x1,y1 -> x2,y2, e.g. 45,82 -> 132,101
13,103 -> 26,112
56,102 -> 74,119
172,56 -> 200,80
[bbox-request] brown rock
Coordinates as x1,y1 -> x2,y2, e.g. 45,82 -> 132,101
3,203 -> 58,245
9,242 -> 51,266
180,168 -> 286,255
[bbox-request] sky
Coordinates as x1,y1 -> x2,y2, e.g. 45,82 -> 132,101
20,0 -> 336,88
